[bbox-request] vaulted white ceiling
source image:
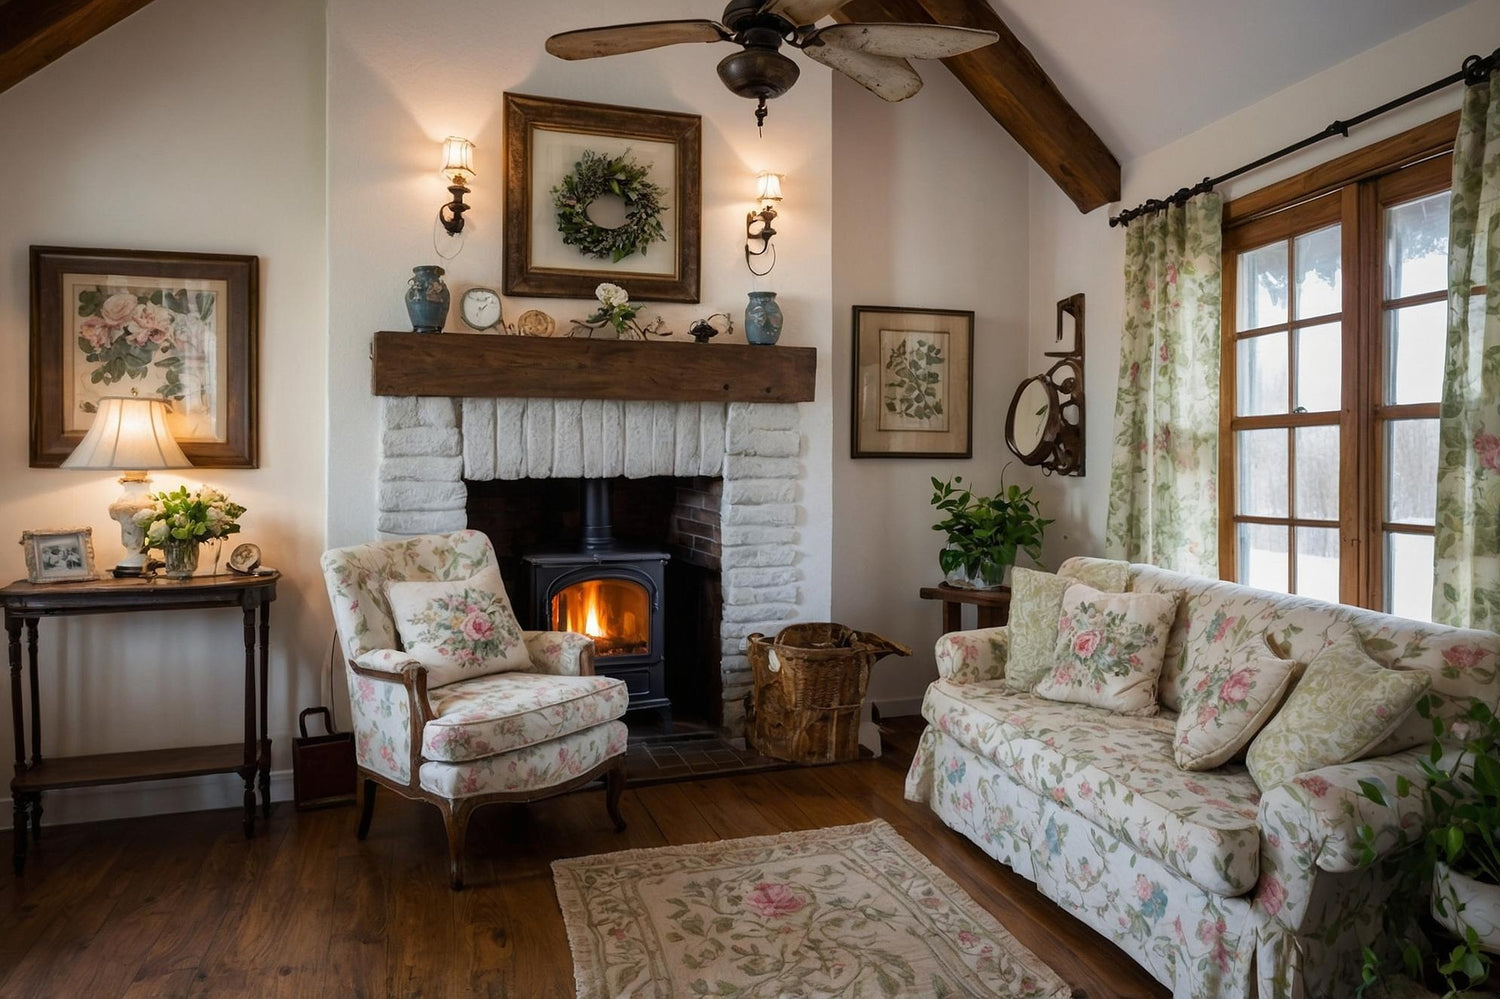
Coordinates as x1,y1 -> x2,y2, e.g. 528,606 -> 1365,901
991,0 -> 1474,160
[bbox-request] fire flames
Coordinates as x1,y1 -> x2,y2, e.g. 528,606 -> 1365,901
551,579 -> 649,658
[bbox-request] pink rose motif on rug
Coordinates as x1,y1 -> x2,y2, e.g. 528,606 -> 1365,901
551,820 -> 1074,999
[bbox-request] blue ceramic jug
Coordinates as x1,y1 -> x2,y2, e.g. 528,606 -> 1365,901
405,265 -> 450,333
744,291 -> 783,346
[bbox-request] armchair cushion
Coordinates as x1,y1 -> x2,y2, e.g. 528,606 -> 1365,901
387,565 -> 530,687
420,720 -> 629,799
423,672 -> 629,762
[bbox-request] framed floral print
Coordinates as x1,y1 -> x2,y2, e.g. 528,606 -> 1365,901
503,92 -> 702,303
30,246 -> 259,468
851,305 -> 974,458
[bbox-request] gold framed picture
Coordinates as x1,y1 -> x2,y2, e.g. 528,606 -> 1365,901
851,306 -> 974,459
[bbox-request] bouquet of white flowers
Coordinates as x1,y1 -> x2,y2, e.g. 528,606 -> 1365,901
134,484 -> 246,550
586,283 -> 639,336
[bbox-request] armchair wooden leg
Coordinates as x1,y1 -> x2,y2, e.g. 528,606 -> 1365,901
442,800 -> 476,891
605,758 -> 626,833
356,779 -> 377,840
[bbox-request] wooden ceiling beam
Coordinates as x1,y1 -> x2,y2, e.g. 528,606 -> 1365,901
835,0 -> 1120,213
0,0 -> 158,97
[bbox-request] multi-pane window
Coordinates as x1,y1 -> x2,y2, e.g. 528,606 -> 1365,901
1221,151 -> 1452,620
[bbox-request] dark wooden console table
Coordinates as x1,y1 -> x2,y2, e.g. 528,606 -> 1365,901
919,583 -> 1012,633
2,572 -> 279,873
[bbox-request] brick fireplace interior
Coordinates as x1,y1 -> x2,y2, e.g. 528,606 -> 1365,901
465,476 -> 725,732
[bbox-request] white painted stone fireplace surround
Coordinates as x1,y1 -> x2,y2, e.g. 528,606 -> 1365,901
377,395 -> 807,735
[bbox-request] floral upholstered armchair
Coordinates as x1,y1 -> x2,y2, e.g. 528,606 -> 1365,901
320,530 -> 629,889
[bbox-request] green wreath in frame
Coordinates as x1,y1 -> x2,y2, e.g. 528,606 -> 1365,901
551,149 -> 669,263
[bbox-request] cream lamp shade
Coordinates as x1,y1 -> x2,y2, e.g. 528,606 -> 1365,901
755,171 -> 783,202
61,396 -> 192,471
441,136 -> 475,184
62,396 -> 191,577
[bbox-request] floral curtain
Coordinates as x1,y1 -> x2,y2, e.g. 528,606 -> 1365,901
1105,194 -> 1224,577
1434,72 -> 1500,630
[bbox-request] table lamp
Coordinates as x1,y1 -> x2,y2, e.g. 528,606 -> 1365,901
61,395 -> 192,577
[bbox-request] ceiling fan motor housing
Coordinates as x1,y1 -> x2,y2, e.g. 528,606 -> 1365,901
717,35 -> 801,100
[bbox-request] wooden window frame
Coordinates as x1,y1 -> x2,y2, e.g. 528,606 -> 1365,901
1218,114 -> 1458,612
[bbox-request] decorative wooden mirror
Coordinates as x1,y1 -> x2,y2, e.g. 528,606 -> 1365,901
1005,294 -> 1085,476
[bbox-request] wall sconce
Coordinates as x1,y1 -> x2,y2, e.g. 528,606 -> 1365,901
439,136 -> 475,236
745,171 -> 783,276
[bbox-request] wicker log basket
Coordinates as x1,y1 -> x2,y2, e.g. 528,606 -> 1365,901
745,623 -> 912,765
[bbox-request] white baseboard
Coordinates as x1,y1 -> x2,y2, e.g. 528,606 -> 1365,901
872,696 -> 924,719
1,769 -> 295,831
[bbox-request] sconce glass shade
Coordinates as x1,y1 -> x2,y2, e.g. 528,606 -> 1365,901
61,396 -> 191,471
441,136 -> 475,184
755,171 -> 783,202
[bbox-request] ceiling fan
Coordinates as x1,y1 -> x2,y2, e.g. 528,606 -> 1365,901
545,0 -> 999,131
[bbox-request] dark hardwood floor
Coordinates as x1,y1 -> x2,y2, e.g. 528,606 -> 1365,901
0,718 -> 1167,998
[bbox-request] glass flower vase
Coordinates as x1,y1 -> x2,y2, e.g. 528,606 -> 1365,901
162,538 -> 200,579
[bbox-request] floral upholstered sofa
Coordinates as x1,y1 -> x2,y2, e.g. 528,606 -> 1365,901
905,557 -> 1500,999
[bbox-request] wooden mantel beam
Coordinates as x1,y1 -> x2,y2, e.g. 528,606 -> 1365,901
0,0 -> 157,97
835,0 -> 1120,214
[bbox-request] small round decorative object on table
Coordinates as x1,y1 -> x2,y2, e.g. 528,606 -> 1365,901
516,309 -> 557,337
227,542 -> 263,575
459,287 -> 502,332
405,265 -> 450,333
745,291 -> 783,345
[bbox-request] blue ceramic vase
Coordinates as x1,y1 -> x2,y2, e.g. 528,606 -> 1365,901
744,291 -> 783,346
405,265 -> 450,332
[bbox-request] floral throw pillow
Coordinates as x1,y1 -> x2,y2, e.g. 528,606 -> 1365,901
386,565 -> 530,688
1173,637 -> 1302,771
1033,582 -> 1178,716
1005,563 -> 1129,692
1245,627 -> 1431,792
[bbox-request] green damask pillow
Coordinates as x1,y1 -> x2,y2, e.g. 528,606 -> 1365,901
1006,562 -> 1129,692
1245,628 -> 1431,791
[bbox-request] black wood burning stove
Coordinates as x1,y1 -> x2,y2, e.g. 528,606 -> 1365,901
523,479 -> 671,728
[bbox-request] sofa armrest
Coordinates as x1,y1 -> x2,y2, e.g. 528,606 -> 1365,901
1258,749 -> 1430,876
523,631 -> 596,677
935,627 -> 1009,684
352,648 -> 425,676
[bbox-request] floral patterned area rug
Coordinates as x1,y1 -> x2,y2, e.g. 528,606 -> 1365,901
552,820 -> 1075,999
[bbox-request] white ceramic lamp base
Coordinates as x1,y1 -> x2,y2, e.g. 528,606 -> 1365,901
108,472 -> 153,577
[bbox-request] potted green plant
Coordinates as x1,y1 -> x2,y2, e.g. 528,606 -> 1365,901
1357,697 -> 1500,997
929,474 -> 1051,590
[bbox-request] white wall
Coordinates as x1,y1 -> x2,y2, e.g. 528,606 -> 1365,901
830,69 -> 1033,713
0,0 -> 328,824
1025,0 -> 1500,569
325,0 -> 836,620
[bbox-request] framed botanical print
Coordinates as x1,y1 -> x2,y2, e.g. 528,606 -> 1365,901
851,306 -> 974,459
503,92 -> 702,303
30,246 -> 259,468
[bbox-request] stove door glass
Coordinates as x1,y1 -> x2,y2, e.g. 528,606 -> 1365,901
550,578 -> 651,658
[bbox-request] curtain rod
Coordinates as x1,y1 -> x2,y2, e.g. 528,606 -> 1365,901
1108,48 -> 1499,229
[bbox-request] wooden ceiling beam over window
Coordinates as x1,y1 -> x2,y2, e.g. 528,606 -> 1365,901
0,0 -> 157,97
835,0 -> 1121,213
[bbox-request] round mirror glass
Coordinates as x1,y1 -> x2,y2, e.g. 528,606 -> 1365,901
1007,377 -> 1055,462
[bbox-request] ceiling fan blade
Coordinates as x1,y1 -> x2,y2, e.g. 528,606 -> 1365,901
545,20 -> 731,61
806,22 -> 999,60
801,43 -> 922,102
763,0 -> 855,28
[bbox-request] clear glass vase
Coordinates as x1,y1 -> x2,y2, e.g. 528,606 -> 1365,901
162,538 -> 200,579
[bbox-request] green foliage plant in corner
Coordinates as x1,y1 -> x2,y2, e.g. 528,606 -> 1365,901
1355,696 -> 1500,997
930,474 -> 1051,589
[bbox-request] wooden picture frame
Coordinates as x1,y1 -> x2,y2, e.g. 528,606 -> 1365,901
19,527 -> 97,583
503,92 -> 702,303
851,306 -> 974,459
30,246 -> 259,468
